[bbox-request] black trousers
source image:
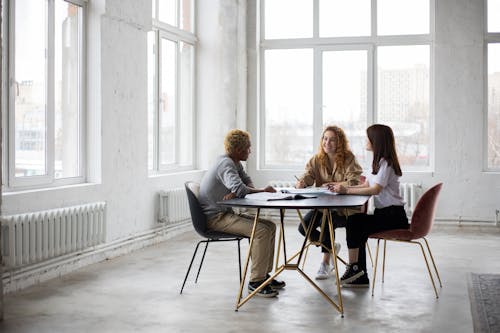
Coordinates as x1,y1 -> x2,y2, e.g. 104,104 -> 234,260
298,209 -> 347,253
346,205 -> 409,272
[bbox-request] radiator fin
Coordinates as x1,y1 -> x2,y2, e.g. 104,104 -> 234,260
158,188 -> 191,224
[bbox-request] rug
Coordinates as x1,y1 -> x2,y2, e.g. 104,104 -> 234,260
468,273 -> 500,333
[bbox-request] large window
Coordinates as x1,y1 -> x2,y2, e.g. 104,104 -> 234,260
1,0 -> 85,189
149,0 -> 195,173
260,0 -> 432,170
487,0 -> 500,169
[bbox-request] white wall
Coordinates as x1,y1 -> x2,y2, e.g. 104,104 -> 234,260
197,0 -> 247,170
246,0 -> 500,223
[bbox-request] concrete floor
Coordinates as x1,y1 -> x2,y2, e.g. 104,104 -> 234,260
0,223 -> 498,333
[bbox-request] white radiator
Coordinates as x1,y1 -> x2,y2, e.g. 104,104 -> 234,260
158,188 -> 191,224
268,180 -> 421,216
1,202 -> 106,269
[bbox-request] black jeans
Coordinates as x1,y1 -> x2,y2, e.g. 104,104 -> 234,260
297,209 -> 347,253
346,205 -> 409,272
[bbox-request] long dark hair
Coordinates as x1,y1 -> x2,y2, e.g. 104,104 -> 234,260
367,124 -> 402,176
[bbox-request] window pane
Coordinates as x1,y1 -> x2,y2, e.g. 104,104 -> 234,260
488,44 -> 500,169
319,0 -> 370,37
147,32 -> 156,171
15,0 -> 46,177
265,49 -> 313,166
178,42 -> 193,166
377,0 -> 429,35
488,0 -> 500,32
159,39 -> 176,165
265,0 -> 312,39
54,0 -> 80,179
159,0 -> 176,26
322,50 -> 369,168
377,45 -> 430,168
180,0 -> 192,32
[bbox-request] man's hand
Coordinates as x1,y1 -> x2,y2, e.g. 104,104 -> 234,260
223,192 -> 237,200
263,185 -> 276,193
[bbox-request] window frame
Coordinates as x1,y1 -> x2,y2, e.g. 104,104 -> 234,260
485,0 -> 500,171
2,0 -> 87,191
149,0 -> 197,174
258,0 -> 435,172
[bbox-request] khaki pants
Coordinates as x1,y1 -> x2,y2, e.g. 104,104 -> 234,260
207,212 -> 276,283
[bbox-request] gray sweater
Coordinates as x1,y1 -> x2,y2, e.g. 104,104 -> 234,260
199,155 -> 253,219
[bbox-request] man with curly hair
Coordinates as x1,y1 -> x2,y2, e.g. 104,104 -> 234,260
199,129 -> 285,297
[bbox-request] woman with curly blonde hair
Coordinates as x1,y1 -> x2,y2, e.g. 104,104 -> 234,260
296,125 -> 362,280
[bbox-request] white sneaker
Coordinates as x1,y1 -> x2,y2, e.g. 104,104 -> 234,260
315,262 -> 330,280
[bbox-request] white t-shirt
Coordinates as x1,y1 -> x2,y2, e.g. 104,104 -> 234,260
365,158 -> 405,209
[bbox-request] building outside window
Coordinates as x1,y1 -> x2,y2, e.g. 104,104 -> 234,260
1,0 -> 85,189
487,0 -> 500,170
260,0 -> 432,171
148,0 -> 195,173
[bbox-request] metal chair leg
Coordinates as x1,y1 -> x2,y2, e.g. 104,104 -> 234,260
237,239 -> 242,283
195,241 -> 210,283
371,238 -> 381,296
423,237 -> 442,287
180,241 -> 203,294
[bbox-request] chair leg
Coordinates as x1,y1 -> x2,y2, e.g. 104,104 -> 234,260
180,240 -> 203,294
366,240 -> 374,267
381,240 -> 387,283
237,239 -> 242,283
195,241 -> 210,284
371,238 -> 381,296
423,238 -> 442,287
416,241 -> 439,298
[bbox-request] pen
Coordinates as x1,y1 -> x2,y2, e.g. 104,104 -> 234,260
294,175 -> 300,181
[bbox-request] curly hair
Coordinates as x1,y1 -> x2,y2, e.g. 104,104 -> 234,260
224,129 -> 250,155
316,125 -> 353,172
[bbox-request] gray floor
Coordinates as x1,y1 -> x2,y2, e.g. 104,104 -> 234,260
1,223 -> 498,333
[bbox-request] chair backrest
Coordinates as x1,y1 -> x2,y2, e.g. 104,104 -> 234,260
185,181 -> 208,236
409,183 -> 443,238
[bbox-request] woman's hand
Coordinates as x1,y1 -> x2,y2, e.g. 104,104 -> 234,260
295,180 -> 306,188
332,184 -> 347,194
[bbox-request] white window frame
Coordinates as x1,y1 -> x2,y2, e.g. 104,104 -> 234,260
149,1 -> 196,174
1,0 -> 87,190
485,0 -> 500,171
258,0 -> 435,172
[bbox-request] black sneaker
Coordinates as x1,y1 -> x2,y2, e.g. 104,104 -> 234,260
340,263 -> 365,285
266,274 -> 286,290
248,281 -> 278,298
343,274 -> 370,288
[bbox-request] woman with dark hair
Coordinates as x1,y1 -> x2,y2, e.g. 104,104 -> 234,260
332,124 -> 409,287
296,125 -> 362,280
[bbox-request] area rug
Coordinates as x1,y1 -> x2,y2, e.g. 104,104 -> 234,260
468,273 -> 500,333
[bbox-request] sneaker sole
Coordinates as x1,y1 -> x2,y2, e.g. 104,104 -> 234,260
248,289 -> 278,298
315,274 -> 329,280
340,271 -> 365,285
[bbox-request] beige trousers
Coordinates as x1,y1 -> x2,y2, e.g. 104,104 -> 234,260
207,212 -> 276,283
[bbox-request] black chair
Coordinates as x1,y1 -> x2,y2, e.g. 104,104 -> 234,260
180,181 -> 247,294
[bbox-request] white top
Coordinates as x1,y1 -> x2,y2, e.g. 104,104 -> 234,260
365,158 -> 405,209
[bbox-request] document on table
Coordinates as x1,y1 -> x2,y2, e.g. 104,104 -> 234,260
245,192 -> 317,201
279,187 -> 338,195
